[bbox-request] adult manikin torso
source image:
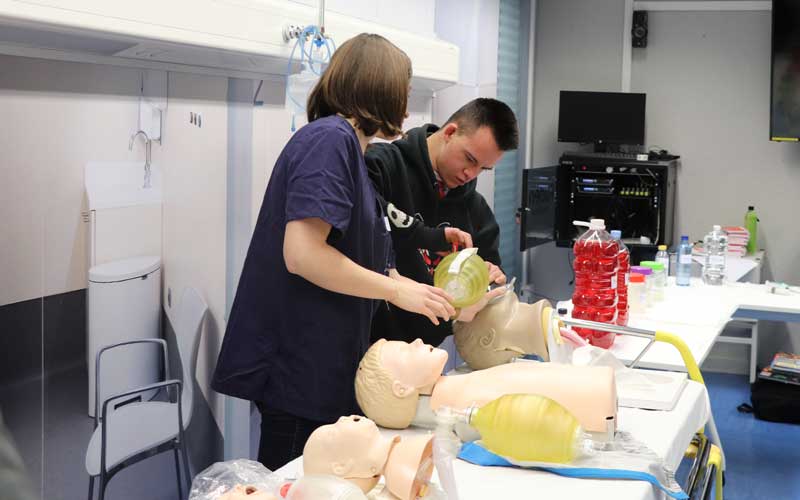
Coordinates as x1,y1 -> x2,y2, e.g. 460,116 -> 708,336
355,339 -> 617,434
427,362 -> 616,433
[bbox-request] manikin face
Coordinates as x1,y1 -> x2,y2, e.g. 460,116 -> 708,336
433,124 -> 504,189
380,339 -> 448,389
303,415 -> 395,493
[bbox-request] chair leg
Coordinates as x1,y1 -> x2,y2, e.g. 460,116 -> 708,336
180,436 -> 191,492
88,476 -> 94,500
98,473 -> 106,500
174,448 -> 184,500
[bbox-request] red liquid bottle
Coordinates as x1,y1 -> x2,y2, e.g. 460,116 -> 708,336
571,219 -> 619,348
610,230 -> 629,328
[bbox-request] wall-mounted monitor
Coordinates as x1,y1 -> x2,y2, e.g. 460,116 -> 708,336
770,0 -> 800,142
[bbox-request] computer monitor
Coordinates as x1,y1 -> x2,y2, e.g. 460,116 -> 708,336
557,91 -> 646,149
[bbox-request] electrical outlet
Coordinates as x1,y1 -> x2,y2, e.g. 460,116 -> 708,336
283,24 -> 304,42
189,112 -> 203,127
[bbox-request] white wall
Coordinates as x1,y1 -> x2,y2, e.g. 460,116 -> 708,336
0,56 -> 233,430
1,0 -> 465,438
630,9 -> 800,362
526,0 -> 626,304
289,0 -> 436,37
529,1 -> 800,368
433,0 -> 501,208
158,72 -> 230,429
0,56 -> 141,306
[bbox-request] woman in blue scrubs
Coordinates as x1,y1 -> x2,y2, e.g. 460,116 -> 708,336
211,33 -> 455,470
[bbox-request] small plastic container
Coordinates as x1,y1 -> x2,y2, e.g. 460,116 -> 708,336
627,273 -> 647,314
630,266 -> 653,305
640,261 -> 666,301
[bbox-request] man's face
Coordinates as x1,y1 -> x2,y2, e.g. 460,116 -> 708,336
434,123 -> 505,189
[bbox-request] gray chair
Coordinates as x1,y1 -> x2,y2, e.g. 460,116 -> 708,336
86,288 -> 209,500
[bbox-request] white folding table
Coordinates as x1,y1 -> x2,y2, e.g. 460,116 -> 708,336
276,382 -> 710,500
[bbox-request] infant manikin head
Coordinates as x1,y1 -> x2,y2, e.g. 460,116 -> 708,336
218,484 -> 278,500
454,293 -> 551,370
303,414 -> 435,500
355,339 -> 448,429
303,415 -> 397,493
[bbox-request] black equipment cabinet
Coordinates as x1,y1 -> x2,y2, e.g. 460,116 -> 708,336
518,165 -> 558,251
519,153 -> 677,260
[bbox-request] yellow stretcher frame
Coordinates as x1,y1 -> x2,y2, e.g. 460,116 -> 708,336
554,316 -> 725,500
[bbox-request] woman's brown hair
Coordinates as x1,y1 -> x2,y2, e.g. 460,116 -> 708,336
307,33 -> 412,137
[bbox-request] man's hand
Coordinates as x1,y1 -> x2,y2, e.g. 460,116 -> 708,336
487,261 -> 506,285
444,227 -> 473,250
455,287 -> 507,323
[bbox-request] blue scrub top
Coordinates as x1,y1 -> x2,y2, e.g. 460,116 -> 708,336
212,115 -> 394,422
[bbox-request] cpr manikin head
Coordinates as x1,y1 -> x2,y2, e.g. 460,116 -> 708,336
355,339 -> 448,429
303,415 -> 397,493
303,415 -> 435,500
453,293 -> 551,370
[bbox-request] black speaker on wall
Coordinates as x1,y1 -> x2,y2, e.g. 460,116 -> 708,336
632,10 -> 648,48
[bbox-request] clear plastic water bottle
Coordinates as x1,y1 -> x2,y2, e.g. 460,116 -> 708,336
676,235 -> 692,286
655,245 -> 670,276
703,225 -> 728,285
610,230 -> 629,326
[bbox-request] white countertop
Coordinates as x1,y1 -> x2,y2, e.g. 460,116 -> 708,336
589,277 -> 800,372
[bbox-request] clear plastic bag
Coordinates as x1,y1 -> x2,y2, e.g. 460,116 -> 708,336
285,474 -> 367,500
189,459 -> 283,500
459,432 -> 686,499
366,483 -> 447,500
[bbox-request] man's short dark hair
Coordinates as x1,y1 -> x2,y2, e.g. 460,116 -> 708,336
444,98 -> 519,151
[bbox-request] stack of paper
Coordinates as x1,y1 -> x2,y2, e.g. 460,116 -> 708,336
758,352 -> 800,386
692,226 -> 749,258
722,226 -> 749,257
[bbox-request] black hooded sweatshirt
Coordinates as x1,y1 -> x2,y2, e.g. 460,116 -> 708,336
366,124 -> 501,347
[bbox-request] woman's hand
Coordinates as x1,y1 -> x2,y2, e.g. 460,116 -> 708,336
388,272 -> 456,325
454,286 -> 507,323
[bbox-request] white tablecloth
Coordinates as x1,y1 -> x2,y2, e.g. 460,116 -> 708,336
276,381 -> 709,500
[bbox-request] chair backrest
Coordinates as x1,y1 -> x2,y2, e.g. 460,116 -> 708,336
174,287 -> 209,429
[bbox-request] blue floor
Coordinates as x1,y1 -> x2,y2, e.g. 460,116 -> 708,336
698,372 -> 800,500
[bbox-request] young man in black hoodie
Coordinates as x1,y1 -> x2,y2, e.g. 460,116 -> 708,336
367,98 -> 519,347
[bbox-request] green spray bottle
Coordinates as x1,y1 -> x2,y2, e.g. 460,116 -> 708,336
745,206 -> 759,255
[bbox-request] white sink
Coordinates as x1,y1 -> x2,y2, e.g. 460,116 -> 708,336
85,161 -> 162,210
